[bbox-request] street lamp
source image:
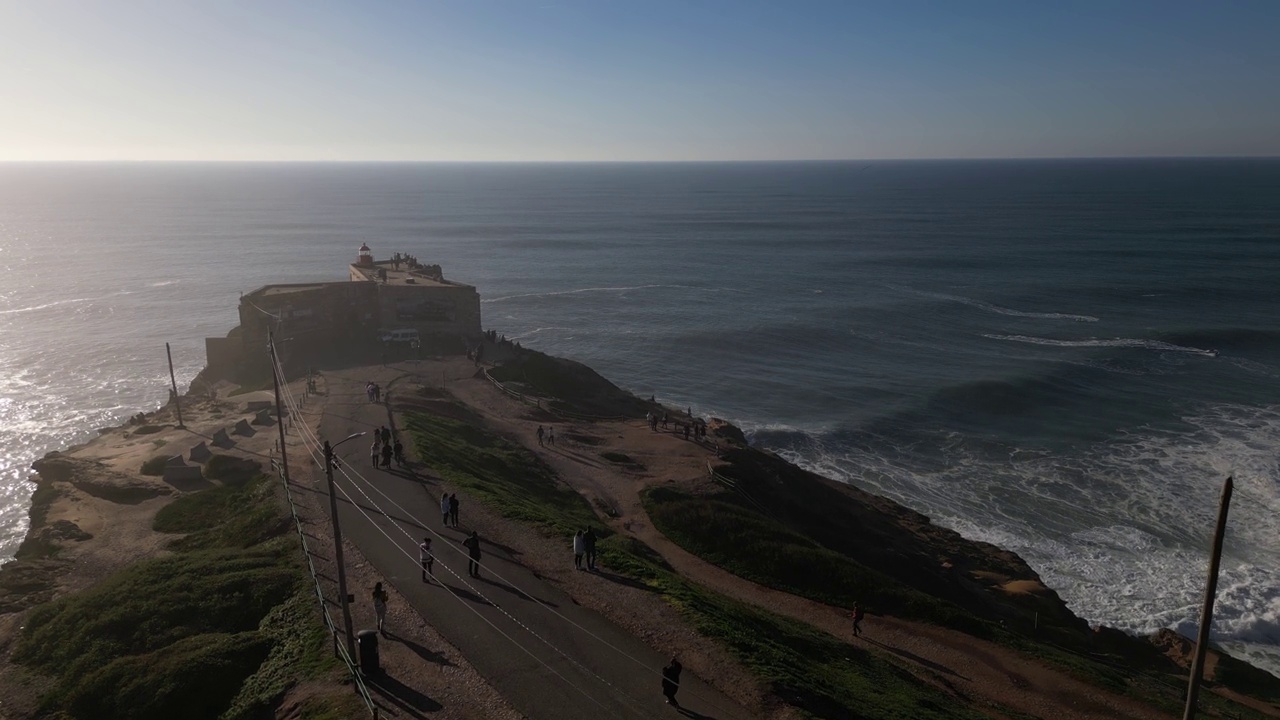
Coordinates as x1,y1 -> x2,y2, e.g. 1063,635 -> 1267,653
325,431 -> 365,664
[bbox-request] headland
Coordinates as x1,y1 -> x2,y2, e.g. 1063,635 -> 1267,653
1,253 -> 1277,720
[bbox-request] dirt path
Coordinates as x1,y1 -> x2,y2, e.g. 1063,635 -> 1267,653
445,373 -> 1178,720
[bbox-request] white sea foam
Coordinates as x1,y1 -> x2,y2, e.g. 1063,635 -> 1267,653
768,402 -> 1280,678
984,334 -> 1219,357
895,287 -> 1100,322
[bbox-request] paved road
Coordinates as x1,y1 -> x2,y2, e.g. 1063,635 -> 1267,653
314,364 -> 756,720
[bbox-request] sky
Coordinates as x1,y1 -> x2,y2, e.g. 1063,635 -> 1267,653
1,1 -> 1278,161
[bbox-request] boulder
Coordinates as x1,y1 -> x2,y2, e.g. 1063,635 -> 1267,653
189,442 -> 213,463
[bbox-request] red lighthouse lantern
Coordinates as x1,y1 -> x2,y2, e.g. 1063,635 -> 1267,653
357,243 -> 374,267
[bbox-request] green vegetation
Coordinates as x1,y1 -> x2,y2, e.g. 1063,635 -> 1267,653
14,475 -> 339,720
643,486 -> 990,635
140,455 -> 170,476
488,349 -> 651,417
203,455 -> 263,485
405,410 -> 599,536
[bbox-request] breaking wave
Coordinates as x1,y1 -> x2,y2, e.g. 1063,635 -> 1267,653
985,334 -> 1218,357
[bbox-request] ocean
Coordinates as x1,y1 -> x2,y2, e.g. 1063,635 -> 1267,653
1,160 -> 1277,675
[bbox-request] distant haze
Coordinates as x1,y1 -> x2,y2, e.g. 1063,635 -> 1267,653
2,1 -> 1279,162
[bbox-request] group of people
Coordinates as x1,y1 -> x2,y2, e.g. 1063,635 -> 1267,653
370,425 -> 405,468
645,409 -> 707,442
365,381 -> 383,402
440,491 -> 460,527
536,424 -> 555,446
571,527 -> 598,571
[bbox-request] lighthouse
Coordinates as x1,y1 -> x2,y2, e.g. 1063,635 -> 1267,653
357,243 -> 374,267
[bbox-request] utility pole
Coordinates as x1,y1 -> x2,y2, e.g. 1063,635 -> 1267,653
268,334 -> 292,486
1183,476 -> 1234,720
325,432 -> 365,665
166,343 -> 185,429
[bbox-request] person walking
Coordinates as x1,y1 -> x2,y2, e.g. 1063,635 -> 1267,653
419,537 -> 434,581
449,493 -> 460,527
462,531 -> 482,578
572,530 -> 585,570
370,439 -> 380,466
380,425 -> 391,445
548,426 -> 555,445
380,442 -> 394,469
852,602 -> 865,638
441,493 -> 451,527
661,657 -> 683,707
583,527 -> 598,571
393,439 -> 405,467
372,582 -> 390,636
536,425 -> 545,446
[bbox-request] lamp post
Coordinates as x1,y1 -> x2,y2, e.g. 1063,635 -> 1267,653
325,431 -> 366,664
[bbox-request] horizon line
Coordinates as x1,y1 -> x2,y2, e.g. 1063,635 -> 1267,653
1,154 -> 1278,165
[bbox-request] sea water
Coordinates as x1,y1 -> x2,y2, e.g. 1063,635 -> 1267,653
1,160 -> 1277,675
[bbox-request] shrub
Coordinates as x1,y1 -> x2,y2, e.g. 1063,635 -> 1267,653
204,455 -> 262,486
140,456 -> 170,476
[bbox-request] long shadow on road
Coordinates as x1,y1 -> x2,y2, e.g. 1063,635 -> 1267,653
386,630 -> 454,667
368,672 -> 443,719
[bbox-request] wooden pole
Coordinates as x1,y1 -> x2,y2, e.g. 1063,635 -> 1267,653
1183,476 -> 1233,720
166,342 -> 185,429
326,439 -> 358,665
268,334 -> 292,489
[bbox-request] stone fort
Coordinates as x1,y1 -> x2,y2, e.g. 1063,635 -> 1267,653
204,244 -> 481,377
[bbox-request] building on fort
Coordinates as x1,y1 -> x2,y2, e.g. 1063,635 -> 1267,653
204,244 -> 481,377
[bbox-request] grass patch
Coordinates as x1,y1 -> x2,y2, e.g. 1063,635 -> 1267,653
204,455 -> 263,486
405,411 -> 600,536
15,474 -> 337,720
643,486 -> 990,635
140,455 -> 171,476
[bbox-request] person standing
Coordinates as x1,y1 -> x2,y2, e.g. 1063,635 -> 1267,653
583,527 -> 598,571
380,442 -> 394,469
852,602 -> 865,638
462,531 -> 482,578
372,582 -> 390,636
536,425 -> 545,446
661,657 -> 682,706
441,493 -> 451,527
449,493 -> 460,527
548,426 -> 555,445
419,537 -> 434,581
380,425 -> 391,445
393,439 -> 405,467
370,439 -> 380,466
572,530 -> 585,570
